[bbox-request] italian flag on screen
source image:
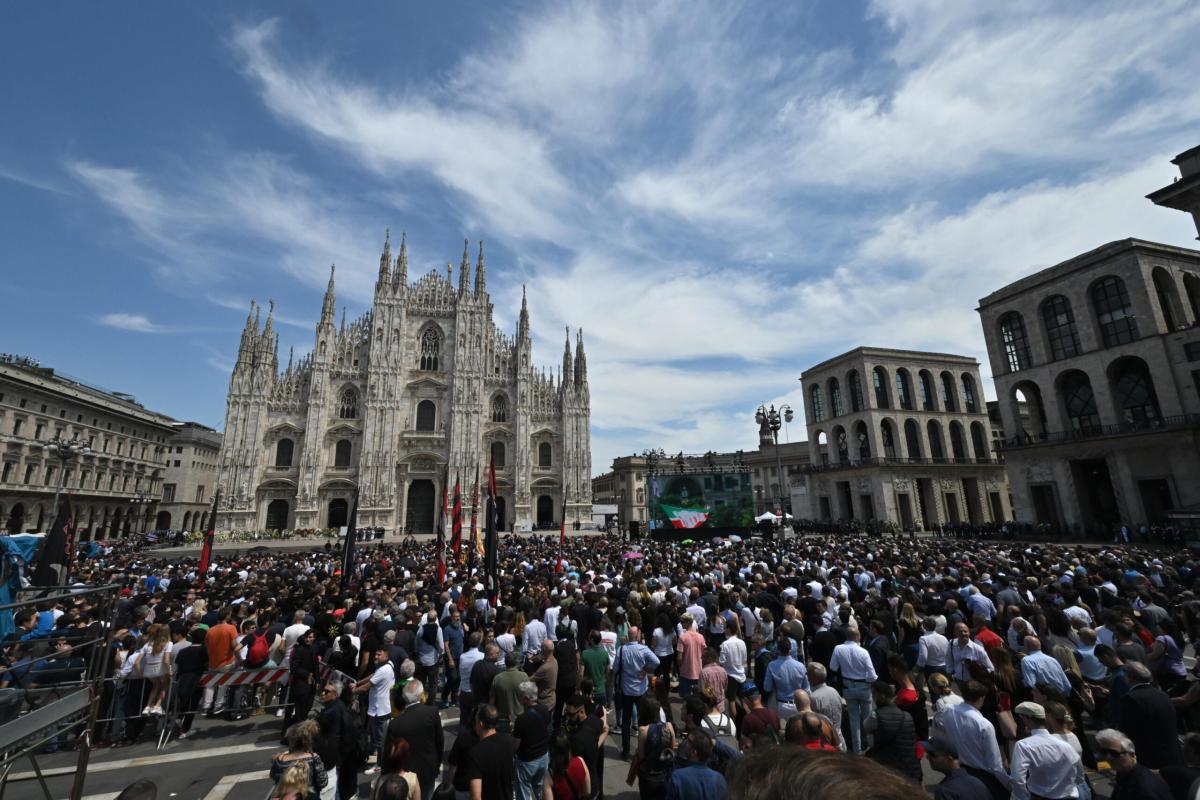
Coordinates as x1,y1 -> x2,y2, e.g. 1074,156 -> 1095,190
660,504 -> 709,529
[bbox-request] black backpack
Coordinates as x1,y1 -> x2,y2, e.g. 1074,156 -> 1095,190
421,622 -> 440,647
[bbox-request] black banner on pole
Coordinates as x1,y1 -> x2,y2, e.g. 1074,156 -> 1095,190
341,488 -> 360,589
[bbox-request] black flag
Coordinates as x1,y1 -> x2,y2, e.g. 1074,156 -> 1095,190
484,459 -> 499,607
197,490 -> 221,584
33,494 -> 74,586
340,489 -> 360,589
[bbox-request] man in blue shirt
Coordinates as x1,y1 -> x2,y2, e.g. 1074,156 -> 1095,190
615,626 -> 659,759
762,637 -> 808,721
667,731 -> 727,800
1019,637 -> 1071,696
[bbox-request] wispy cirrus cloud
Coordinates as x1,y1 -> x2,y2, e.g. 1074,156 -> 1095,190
98,312 -> 166,333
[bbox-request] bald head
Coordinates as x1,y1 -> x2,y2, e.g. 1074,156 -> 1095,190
793,689 -> 811,711
628,626 -> 641,643
1024,636 -> 1042,653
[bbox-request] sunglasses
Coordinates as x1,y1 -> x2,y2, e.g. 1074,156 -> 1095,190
1098,748 -> 1129,758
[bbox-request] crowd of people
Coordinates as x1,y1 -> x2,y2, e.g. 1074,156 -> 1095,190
4,529 -> 1200,800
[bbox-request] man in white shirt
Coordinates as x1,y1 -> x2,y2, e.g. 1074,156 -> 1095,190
948,622 -> 993,684
686,591 -> 707,634
521,615 -> 547,660
939,681 -> 1011,800
917,617 -> 950,679
354,646 -> 396,765
278,610 -> 310,666
718,624 -> 748,714
1009,701 -> 1083,800
828,628 -> 877,754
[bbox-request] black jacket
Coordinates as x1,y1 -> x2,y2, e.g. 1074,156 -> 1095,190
386,702 -> 445,792
867,704 -> 921,782
1119,683 -> 1183,769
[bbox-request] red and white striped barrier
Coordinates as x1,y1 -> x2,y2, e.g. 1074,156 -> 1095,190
198,667 -> 289,688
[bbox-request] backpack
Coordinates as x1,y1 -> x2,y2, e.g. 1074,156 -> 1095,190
421,622 -> 440,647
641,721 -> 675,777
700,713 -> 739,756
246,632 -> 270,668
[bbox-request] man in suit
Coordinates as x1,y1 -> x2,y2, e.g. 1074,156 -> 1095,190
1117,661 -> 1182,770
385,679 -> 445,800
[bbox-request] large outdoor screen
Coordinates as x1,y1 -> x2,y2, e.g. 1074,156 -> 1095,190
648,472 -> 754,530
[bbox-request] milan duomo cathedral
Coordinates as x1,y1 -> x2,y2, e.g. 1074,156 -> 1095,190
215,232 -> 592,534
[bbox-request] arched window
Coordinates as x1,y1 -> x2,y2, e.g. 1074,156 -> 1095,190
1092,276 -> 1138,346
1152,267 -> 1184,331
895,370 -> 913,410
816,431 -> 829,465
999,312 -> 1032,372
274,438 -> 294,467
1058,371 -> 1100,433
490,441 -> 506,468
970,421 -> 989,461
880,420 -> 896,459
940,371 -> 957,412
334,439 -> 352,467
904,419 -> 922,459
538,441 -> 552,467
419,327 -> 441,370
491,394 -> 508,422
854,421 -> 870,460
961,374 -> 979,414
949,421 -> 967,460
809,385 -> 825,423
1042,295 -> 1080,360
918,370 -> 936,411
1185,273 -> 1200,322
848,371 -> 864,412
833,426 -> 849,463
872,366 -> 890,409
266,499 -> 289,530
828,378 -> 843,418
927,420 -> 945,460
1109,356 -> 1161,426
415,400 -> 436,431
338,386 -> 359,419
1013,383 -> 1048,439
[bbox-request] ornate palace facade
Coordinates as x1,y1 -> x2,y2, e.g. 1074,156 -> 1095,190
216,234 -> 591,533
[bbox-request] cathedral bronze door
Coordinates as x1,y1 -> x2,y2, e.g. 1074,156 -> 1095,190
267,499 -> 290,530
536,495 -> 554,528
406,480 -> 436,533
327,498 -> 349,528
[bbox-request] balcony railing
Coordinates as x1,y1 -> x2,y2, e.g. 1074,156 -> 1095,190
805,456 -> 1002,474
997,413 -> 1200,451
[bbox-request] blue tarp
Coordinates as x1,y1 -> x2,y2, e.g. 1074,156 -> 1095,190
0,534 -> 43,640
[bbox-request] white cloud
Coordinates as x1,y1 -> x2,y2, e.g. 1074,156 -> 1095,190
98,312 -> 165,333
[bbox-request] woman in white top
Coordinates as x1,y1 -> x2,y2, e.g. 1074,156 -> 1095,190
137,623 -> 173,715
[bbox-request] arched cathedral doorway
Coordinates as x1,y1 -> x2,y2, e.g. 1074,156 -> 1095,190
536,495 -> 554,527
406,480 -> 436,533
266,499 -> 290,530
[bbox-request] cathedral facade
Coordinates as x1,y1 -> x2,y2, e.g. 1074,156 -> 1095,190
215,233 -> 592,534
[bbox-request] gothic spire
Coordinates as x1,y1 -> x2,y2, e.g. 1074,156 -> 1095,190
392,231 -> 408,289
262,299 -> 275,343
377,228 -> 391,288
474,240 -> 486,295
575,328 -> 587,386
518,284 -> 530,339
286,346 -> 294,373
458,239 -> 470,296
562,325 -> 572,387
339,306 -> 346,336
321,264 -> 337,326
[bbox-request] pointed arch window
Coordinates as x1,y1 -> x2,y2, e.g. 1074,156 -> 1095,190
419,327 -> 441,371
848,370 -> 864,412
538,441 -> 552,467
338,386 -> 359,419
491,394 -> 508,423
275,438 -> 294,468
1092,276 -> 1138,346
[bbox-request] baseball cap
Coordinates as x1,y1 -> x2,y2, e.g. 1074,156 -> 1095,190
922,737 -> 958,758
1014,701 -> 1045,720
738,681 -> 760,698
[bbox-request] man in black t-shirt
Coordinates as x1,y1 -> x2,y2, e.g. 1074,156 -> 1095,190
563,693 -> 607,800
465,704 -> 515,800
512,681 -> 550,800
447,714 -> 480,797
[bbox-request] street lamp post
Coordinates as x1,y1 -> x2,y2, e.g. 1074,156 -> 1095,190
129,491 -> 152,535
755,403 -> 793,526
42,434 -> 90,526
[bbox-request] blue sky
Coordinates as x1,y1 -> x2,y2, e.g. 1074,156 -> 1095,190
2,1 -> 1199,474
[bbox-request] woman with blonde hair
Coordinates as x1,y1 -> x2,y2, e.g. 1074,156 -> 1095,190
136,623 -> 172,715
270,763 -> 311,800
270,720 -> 328,800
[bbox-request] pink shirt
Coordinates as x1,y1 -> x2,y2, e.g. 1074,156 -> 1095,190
677,629 -> 706,680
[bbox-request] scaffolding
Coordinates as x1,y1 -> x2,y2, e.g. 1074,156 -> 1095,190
0,583 -> 121,800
